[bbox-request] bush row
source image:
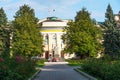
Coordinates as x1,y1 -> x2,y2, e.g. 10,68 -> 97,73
0,56 -> 37,80
81,58 -> 120,80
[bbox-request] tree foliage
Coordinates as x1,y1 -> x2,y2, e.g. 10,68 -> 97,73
116,11 -> 120,28
75,8 -> 91,22
0,8 -> 7,27
12,5 -> 43,57
104,4 -> 120,58
63,8 -> 102,58
0,7 -> 9,50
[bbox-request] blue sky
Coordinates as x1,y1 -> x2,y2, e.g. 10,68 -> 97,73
0,0 -> 119,22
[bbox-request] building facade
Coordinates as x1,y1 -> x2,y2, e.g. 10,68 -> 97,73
39,17 -> 74,59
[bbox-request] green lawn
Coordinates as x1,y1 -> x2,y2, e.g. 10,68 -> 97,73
65,59 -> 83,66
36,59 -> 47,67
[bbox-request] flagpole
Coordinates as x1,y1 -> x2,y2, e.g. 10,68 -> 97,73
48,9 -> 55,17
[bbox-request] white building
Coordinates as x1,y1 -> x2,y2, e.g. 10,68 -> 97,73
38,17 -> 75,59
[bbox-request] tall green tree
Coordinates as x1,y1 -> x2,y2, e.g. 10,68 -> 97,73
0,8 -> 9,51
0,8 -> 7,27
63,8 -> 102,58
75,8 -> 91,21
104,4 -> 116,29
104,4 -> 120,58
12,5 -> 43,57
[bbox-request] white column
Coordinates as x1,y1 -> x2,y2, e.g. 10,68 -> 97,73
48,33 -> 53,54
56,33 -> 61,57
42,34 -> 45,58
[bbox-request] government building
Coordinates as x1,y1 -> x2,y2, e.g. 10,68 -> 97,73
38,17 -> 75,59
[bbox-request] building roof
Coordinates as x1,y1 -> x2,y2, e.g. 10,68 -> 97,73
38,17 -> 63,23
38,17 -> 69,27
44,17 -> 63,22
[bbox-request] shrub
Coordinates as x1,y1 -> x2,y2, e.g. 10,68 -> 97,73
0,56 -> 37,80
11,56 -> 36,80
81,58 -> 120,80
0,57 -> 22,80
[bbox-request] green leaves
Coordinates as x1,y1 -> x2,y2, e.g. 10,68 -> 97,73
0,7 -> 10,54
63,8 -> 102,58
104,4 -> 120,58
0,8 -> 7,27
12,5 -> 43,57
75,8 -> 91,22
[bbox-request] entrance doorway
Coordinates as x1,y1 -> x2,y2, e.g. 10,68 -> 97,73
45,51 -> 49,59
61,51 -> 64,58
52,51 -> 55,57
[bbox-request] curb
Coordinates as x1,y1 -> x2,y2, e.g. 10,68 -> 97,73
74,68 -> 97,80
28,68 -> 41,80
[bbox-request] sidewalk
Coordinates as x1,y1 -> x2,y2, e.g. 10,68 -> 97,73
33,62 -> 89,80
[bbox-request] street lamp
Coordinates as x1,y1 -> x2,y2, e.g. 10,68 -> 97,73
114,16 -> 119,21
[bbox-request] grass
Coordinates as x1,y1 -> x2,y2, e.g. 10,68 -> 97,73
36,59 -> 47,67
68,63 -> 80,66
65,59 -> 83,66
36,63 -> 44,67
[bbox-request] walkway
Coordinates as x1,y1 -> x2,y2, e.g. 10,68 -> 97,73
34,62 -> 89,80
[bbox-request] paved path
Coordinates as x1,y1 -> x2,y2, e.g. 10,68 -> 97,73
34,62 -> 89,80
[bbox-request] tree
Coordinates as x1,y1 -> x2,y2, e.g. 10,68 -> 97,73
104,4 -> 120,58
0,8 -> 7,27
116,11 -> 120,27
12,5 -> 43,57
0,8 -> 9,52
63,8 -> 102,58
75,8 -> 91,22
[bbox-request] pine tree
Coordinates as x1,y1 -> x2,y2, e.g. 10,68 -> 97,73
0,8 -> 7,27
104,4 -> 120,58
12,5 -> 43,57
63,8 -> 102,58
104,4 -> 116,29
0,8 -> 8,51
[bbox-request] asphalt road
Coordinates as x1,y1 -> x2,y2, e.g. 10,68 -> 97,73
34,62 -> 89,80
